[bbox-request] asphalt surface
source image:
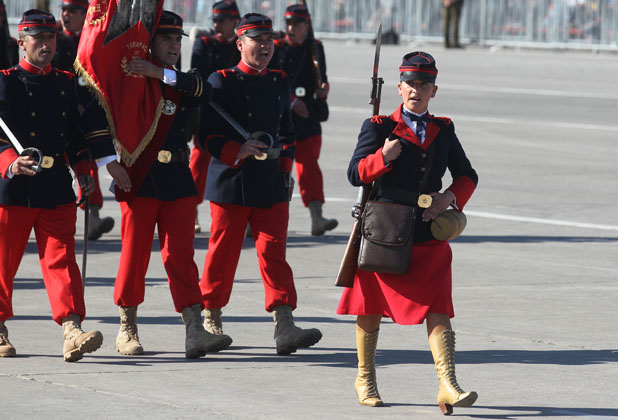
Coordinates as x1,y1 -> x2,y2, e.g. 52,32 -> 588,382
1,36 -> 617,420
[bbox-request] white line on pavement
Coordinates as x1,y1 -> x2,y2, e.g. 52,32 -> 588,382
299,194 -> 618,232
328,106 -> 618,132
466,210 -> 618,232
329,76 -> 618,100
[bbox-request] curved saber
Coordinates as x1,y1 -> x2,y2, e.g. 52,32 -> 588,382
0,115 -> 44,173
0,115 -> 24,154
80,195 -> 89,292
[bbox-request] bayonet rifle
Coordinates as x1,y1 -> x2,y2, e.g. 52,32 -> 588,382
335,23 -> 384,287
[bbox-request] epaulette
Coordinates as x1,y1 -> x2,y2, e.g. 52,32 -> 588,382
274,38 -> 287,47
55,68 -> 75,79
268,69 -> 287,79
370,114 -> 390,125
0,67 -> 18,76
430,115 -> 452,125
217,69 -> 236,78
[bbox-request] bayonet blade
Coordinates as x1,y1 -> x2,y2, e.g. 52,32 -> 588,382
372,22 -> 382,80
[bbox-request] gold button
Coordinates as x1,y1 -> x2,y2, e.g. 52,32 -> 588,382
421,153 -> 427,158
248,113 -> 252,117
60,133 -> 65,137
420,167 -> 426,172
181,107 -> 185,111
28,92 -> 33,96
239,76 -> 244,80
273,77 -> 277,81
30,132 -> 35,137
62,112 -> 66,117
31,112 -> 36,117
60,91 -> 65,96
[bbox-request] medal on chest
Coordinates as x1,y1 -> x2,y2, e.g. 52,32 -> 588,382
162,99 -> 177,116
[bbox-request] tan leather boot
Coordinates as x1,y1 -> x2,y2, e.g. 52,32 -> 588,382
429,330 -> 478,415
181,304 -> 232,358
116,306 -> 144,355
62,315 -> 103,362
203,308 -> 224,335
0,320 -> 16,357
272,305 -> 322,355
307,201 -> 338,236
354,327 -> 383,407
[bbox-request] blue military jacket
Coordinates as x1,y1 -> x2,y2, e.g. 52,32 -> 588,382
272,36 -> 328,140
53,30 -> 91,108
191,34 -> 240,79
349,106 -> 478,243
198,61 -> 296,208
0,59 -> 90,208
132,69 -> 212,201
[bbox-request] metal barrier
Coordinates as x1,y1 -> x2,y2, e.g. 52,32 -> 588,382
7,0 -> 618,51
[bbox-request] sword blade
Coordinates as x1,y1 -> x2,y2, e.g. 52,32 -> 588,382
209,100 -> 250,141
82,196 -> 89,290
0,115 -> 24,155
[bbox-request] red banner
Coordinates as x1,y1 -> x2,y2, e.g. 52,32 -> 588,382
75,0 -> 163,166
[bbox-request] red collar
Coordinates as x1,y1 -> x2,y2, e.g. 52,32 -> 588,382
215,33 -> 237,44
19,57 -> 52,76
390,105 -> 439,151
237,60 -> 267,76
285,35 -> 306,47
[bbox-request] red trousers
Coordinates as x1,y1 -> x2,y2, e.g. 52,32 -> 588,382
295,134 -> 324,206
0,203 -> 85,325
200,201 -> 297,312
77,160 -> 104,208
189,144 -> 211,205
114,196 -> 202,312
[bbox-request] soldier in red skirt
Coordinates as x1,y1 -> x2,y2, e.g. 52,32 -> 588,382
336,51 -> 479,415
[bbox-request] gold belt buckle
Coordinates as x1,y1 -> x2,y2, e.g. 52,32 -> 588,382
254,151 -> 267,161
40,156 -> 54,169
417,194 -> 432,209
158,150 -> 172,163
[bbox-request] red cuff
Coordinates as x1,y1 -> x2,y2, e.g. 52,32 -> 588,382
72,159 -> 91,177
447,176 -> 476,210
279,156 -> 293,173
0,148 -> 19,178
220,141 -> 243,168
357,148 -> 392,184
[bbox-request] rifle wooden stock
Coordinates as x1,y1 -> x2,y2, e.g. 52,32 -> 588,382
335,184 -> 371,287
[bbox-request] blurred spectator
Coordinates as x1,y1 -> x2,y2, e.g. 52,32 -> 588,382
34,0 -> 51,12
443,0 -> 464,48
0,0 -> 18,69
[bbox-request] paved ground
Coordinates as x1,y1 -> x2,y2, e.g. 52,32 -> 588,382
1,35 -> 618,420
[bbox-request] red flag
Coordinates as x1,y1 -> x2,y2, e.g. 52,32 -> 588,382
75,0 -> 163,166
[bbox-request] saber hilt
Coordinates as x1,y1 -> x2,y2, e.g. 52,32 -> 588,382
0,115 -> 43,173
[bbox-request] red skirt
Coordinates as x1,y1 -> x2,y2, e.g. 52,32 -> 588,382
336,240 -> 454,325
